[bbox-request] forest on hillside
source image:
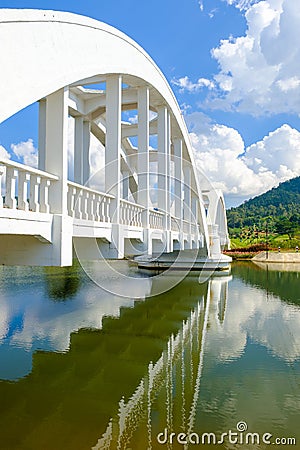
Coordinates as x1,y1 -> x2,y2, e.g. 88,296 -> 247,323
226,176 -> 300,249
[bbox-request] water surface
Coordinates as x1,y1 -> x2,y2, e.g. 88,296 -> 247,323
0,261 -> 299,449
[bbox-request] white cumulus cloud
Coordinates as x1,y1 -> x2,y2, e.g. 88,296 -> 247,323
207,0 -> 300,115
10,139 -> 38,167
172,76 -> 215,93
224,0 -> 261,11
187,112 -> 300,205
0,145 -> 11,160
177,1 -> 300,116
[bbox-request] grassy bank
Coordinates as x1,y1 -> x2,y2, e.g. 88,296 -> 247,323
225,236 -> 300,260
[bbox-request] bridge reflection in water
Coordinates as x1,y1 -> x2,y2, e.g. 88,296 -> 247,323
94,277 -> 228,450
0,262 -> 229,450
1,263 -> 300,449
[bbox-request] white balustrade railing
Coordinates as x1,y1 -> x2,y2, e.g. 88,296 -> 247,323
0,158 -> 58,213
0,158 -> 204,239
149,209 -> 164,229
67,181 -> 113,222
119,199 -> 144,227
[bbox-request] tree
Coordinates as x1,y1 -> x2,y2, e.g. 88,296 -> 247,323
275,218 -> 298,240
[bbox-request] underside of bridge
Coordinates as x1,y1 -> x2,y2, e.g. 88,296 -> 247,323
0,9 -> 230,268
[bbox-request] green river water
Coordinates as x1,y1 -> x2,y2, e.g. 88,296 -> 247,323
0,261 -> 299,449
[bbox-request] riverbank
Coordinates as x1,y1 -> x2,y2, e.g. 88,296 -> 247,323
224,249 -> 300,261
252,251 -> 300,263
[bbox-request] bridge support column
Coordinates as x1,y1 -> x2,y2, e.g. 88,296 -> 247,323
38,99 -> 46,171
183,163 -> 192,249
74,118 -> 91,186
138,86 -> 151,254
106,74 -> 123,258
157,105 -> 172,253
83,120 -> 91,185
122,170 -> 130,200
191,195 -> 198,247
43,87 -> 72,265
74,116 -> 83,184
173,138 -> 184,249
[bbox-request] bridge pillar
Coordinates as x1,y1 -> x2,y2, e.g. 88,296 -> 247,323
157,105 -> 172,253
173,138 -> 184,249
105,74 -> 123,258
191,195 -> 198,247
122,170 -> 130,200
138,86 -> 151,254
74,116 -> 83,184
83,120 -> 91,185
183,163 -> 192,249
40,87 -> 72,265
38,99 -> 46,171
74,118 -> 91,186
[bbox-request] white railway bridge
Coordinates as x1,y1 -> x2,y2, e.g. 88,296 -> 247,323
0,9 -> 230,267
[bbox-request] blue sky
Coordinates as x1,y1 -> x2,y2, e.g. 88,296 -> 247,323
0,0 -> 299,207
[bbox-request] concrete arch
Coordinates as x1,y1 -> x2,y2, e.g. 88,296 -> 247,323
0,9 -> 231,267
0,9 -> 188,145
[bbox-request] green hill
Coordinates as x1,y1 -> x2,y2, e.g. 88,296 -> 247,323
226,177 -> 300,248
227,176 -> 300,228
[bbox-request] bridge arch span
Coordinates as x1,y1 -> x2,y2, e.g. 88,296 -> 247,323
0,9 -> 229,268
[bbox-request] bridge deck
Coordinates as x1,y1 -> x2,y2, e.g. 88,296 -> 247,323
0,158 -> 202,266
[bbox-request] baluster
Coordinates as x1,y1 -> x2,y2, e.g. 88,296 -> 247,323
74,188 -> 82,219
94,195 -> 99,221
0,166 -> 4,209
40,178 -> 51,213
124,203 -> 128,225
67,186 -> 77,217
129,204 -> 132,225
100,195 -> 108,222
121,202 -> 125,224
29,174 -> 41,212
81,191 -> 88,220
135,206 -> 138,226
126,203 -> 129,225
131,205 -> 135,226
73,187 -> 78,218
133,206 -> 137,226
124,203 -> 132,225
98,195 -> 104,222
18,171 -> 30,211
5,167 -> 18,209
106,198 -> 111,222
100,196 -> 105,222
88,193 -> 95,221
